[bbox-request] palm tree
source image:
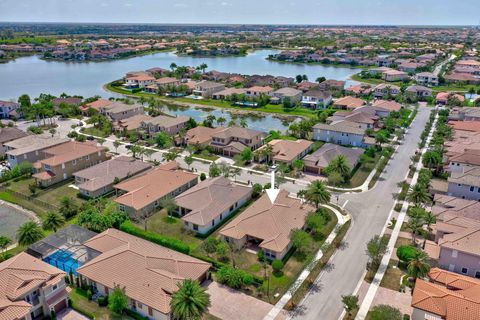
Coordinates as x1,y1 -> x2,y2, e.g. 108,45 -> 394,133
407,250 -> 431,284
239,119 -> 248,128
304,180 -> 331,210
42,212 -> 65,232
230,167 -> 242,182
113,140 -> 121,153
160,196 -> 177,218
170,279 -> 211,320
326,155 -> 351,179
170,62 -> 177,72
199,63 -> 208,74
16,222 -> 43,246
408,216 -> 424,246
127,144 -> 142,159
163,151 -> 180,162
423,211 -> 437,235
216,117 -> 227,127
407,184 -> 431,208
0,236 -> 12,258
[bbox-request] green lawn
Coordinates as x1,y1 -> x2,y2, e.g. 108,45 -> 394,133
80,127 -> 111,138
69,288 -> 135,320
380,261 -> 406,291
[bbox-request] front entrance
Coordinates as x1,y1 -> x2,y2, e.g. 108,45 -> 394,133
53,299 -> 67,313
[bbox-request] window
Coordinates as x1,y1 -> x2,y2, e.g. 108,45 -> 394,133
475,271 -> 480,279
470,186 -> 475,192
86,155 -> 90,160
461,267 -> 468,274
193,224 -> 198,231
52,284 -> 57,291
119,205 -> 125,212
72,159 -> 77,166
137,302 -> 143,309
212,220 -> 215,227
148,307 -> 153,316
62,163 -> 65,169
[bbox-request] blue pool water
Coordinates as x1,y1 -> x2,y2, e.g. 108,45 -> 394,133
44,250 -> 81,275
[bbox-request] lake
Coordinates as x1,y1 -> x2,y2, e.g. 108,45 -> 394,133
0,202 -> 31,239
0,50 -> 358,101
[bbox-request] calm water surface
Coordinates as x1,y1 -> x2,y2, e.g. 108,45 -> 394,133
0,50 -> 358,100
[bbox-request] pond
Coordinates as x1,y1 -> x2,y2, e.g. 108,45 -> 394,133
0,202 -> 31,239
0,49 -> 359,101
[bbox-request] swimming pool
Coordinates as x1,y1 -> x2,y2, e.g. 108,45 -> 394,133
44,249 -> 81,275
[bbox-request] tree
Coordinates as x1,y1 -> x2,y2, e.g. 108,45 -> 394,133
292,159 -> 305,177
327,171 -> 344,187
163,151 -> 179,162
160,196 -> 177,217
48,128 -> 56,137
316,76 -> 326,84
407,184 -> 431,208
407,250 -> 431,283
239,119 -> 248,128
127,144 -> 142,159
396,245 -> 420,263
216,116 -> 227,127
113,140 -> 121,153
42,212 -> 65,232
96,137 -> 106,146
238,148 -> 253,164
341,295 -> 359,317
422,150 -> 442,173
325,155 -> 351,180
295,74 -> 303,84
155,132 -> 173,148
0,236 -> 12,258
304,180 -> 331,209
290,229 -> 314,257
230,166 -> 242,182
171,279 -> 211,320
108,285 -> 128,314
170,62 -> 178,72
408,215 -> 424,246
423,211 -> 436,234
369,305 -> 402,320
272,259 -> 284,275
184,155 -> 194,171
209,163 -> 221,177
59,196 -> 79,219
366,235 -> 389,271
16,221 -> 43,246
375,132 -> 388,147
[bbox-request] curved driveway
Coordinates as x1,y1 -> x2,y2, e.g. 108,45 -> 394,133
292,106 -> 431,320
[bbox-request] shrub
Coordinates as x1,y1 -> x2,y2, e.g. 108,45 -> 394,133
272,259 -> 284,273
98,295 -> 109,307
202,237 -> 219,254
217,266 -> 254,289
119,221 -> 190,254
396,245 -> 420,263
87,288 -> 93,301
200,173 -> 207,181
369,305 -> 402,320
257,250 -> 266,262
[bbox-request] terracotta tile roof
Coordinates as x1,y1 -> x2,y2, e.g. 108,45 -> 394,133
449,149 -> 480,166
0,127 -> 28,144
142,115 -> 190,128
372,99 -> 402,112
115,114 -> 152,131
5,136 -> 69,157
304,143 -> 363,169
333,96 -> 365,110
412,268 -> 480,320
78,229 -> 210,314
185,127 -> 224,145
213,127 -> 266,140
114,162 -> 198,210
448,167 -> 480,188
220,190 -> 314,253
40,141 -> 106,166
432,194 -> 480,220
0,252 -> 65,320
81,99 -> 114,111
263,139 -> 313,163
176,177 -> 251,226
449,121 -> 480,133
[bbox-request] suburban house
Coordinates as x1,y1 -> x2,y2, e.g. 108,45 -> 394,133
447,167 -> 480,200
301,90 -> 332,109
100,102 -> 145,121
405,85 -> 433,100
5,136 -> 69,168
210,127 -> 266,157
318,79 -> 345,91
0,252 -> 69,320
140,115 -> 190,136
415,72 -> 439,86
114,114 -> 153,132
345,84 -> 372,96
256,139 -> 313,165
327,108 -> 379,130
80,99 -> 114,115
184,126 -> 225,147
32,141 -> 108,187
448,107 -> 480,121
303,143 -> 364,174
220,190 -> 314,260
0,127 -> 28,156
0,100 -> 20,119
449,121 -> 480,133
155,77 -> 181,89
447,149 -> 480,174
212,88 -> 246,100
124,74 -> 156,89
424,213 -> 480,278
175,177 -> 252,234
77,229 -> 211,320
437,92 -> 466,106
193,81 -> 225,98
114,162 -> 198,218
313,121 -> 372,148
373,83 -> 400,98
382,69 -> 409,82
245,86 -> 273,97
333,96 -> 365,110
271,87 -> 302,104
74,156 -> 152,198
371,100 -> 402,114
411,268 -> 480,320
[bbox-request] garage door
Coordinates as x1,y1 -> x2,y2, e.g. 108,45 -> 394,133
54,299 -> 67,313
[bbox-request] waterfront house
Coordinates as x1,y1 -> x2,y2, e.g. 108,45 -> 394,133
184,126 -> 225,147
210,127 -> 266,157
114,162 -> 198,218
114,114 -> 153,132
32,141 -> 108,187
301,90 -> 332,109
193,81 -> 225,98
303,143 -> 364,174
5,136 -> 69,168
77,228 -> 211,320
176,177 -> 252,234
80,98 -> 114,115
271,87 -> 302,104
220,190 -> 314,260
0,252 -> 69,320
124,74 -> 155,89
318,79 -> 345,91
382,69 -> 409,82
0,127 -> 28,156
212,88 -> 247,100
74,156 -> 152,198
245,86 -> 273,97
140,115 -> 190,136
0,100 -> 20,119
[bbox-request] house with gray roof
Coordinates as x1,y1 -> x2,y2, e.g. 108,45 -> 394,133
0,127 -> 29,156
447,167 -> 480,201
304,143 -> 364,174
175,176 -> 252,234
313,121 -> 372,148
271,87 -> 302,104
74,156 -> 152,198
5,136 -> 69,168
100,102 -> 144,121
140,115 -> 190,136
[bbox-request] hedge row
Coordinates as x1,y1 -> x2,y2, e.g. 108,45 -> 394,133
119,221 -> 190,254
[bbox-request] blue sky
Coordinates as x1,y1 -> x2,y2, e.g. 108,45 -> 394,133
0,0 -> 477,25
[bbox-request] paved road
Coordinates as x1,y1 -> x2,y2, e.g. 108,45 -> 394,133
292,106 -> 431,320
